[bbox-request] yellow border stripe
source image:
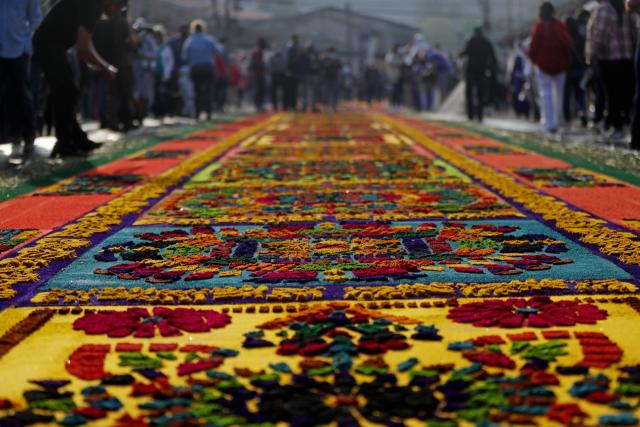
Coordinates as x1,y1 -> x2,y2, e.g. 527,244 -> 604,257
377,113 -> 640,266
0,115 -> 282,300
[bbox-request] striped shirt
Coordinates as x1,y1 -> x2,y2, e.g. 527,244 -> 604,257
586,2 -> 638,63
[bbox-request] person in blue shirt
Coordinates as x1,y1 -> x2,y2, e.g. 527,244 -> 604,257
0,0 -> 42,164
182,20 -> 220,120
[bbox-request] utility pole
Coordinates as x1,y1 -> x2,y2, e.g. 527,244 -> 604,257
224,0 -> 232,35
478,0 -> 491,33
345,3 -> 353,70
507,0 -> 513,36
143,0 -> 151,19
211,0 -> 221,32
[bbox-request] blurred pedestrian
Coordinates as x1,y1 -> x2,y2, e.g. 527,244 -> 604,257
428,43 -> 454,111
268,44 -> 286,111
301,43 -> 320,112
33,0 -> 125,158
528,2 -> 571,134
564,10 -> 589,127
0,0 -> 42,164
215,37 -> 229,112
408,34 -> 431,110
93,9 -> 134,131
459,27 -> 497,121
321,47 -> 342,112
284,34 -> 304,111
587,0 -> 637,140
153,25 -> 175,117
230,52 -> 248,109
183,19 -> 218,120
167,25 -> 190,116
386,44 -> 405,110
132,18 -> 159,119
509,38 -> 534,119
249,38 -> 267,112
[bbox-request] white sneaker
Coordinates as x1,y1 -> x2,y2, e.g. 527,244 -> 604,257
607,130 -> 628,143
593,121 -> 606,135
9,142 -> 22,159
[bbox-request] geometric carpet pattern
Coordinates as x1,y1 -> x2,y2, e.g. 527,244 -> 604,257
1,113 -> 639,426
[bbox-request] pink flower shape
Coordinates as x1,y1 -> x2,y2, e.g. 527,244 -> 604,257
447,296 -> 607,329
73,307 -> 231,338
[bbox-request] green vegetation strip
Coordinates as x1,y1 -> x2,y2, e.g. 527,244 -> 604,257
450,121 -> 640,187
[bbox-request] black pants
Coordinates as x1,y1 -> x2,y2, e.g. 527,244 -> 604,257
465,73 -> 486,121
253,75 -> 266,110
215,78 -> 228,111
108,66 -> 134,131
391,79 -> 403,106
323,79 -> 340,111
0,55 -> 36,144
632,43 -> 640,147
283,75 -> 299,111
270,72 -> 286,111
563,69 -> 586,123
33,42 -> 89,152
190,63 -> 215,120
600,59 -> 634,132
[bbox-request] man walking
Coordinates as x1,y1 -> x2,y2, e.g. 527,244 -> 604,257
459,27 -> 497,122
268,44 -> 287,111
33,0 -> 127,158
250,38 -> 267,112
0,0 -> 42,164
182,20 -> 219,121
284,34 -> 304,111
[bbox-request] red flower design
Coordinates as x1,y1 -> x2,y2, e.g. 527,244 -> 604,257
447,296 -> 607,328
73,307 -> 231,338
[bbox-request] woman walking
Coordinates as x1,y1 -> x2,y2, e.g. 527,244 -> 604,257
528,2 -> 571,134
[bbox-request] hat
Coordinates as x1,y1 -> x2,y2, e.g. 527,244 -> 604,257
133,17 -> 150,31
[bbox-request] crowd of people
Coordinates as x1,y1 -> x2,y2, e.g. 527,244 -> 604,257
384,35 -> 458,113
5,0 -> 640,167
0,0 -> 392,164
508,0 -> 640,148
0,0 -> 461,166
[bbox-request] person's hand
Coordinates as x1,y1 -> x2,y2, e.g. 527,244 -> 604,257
103,64 -> 118,80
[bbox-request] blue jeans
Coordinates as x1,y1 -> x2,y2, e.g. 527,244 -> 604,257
536,69 -> 566,133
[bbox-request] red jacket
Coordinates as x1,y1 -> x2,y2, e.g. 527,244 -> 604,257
528,19 -> 571,75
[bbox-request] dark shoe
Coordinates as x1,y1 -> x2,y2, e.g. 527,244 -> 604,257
9,142 -> 22,160
580,115 -> 588,128
21,141 -> 35,166
50,143 -> 88,159
77,139 -> 102,151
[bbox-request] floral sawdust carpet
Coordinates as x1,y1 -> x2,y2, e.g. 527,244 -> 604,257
0,112 -> 640,426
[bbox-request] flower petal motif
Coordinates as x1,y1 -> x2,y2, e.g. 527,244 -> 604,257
447,296 -> 607,329
73,307 -> 231,337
